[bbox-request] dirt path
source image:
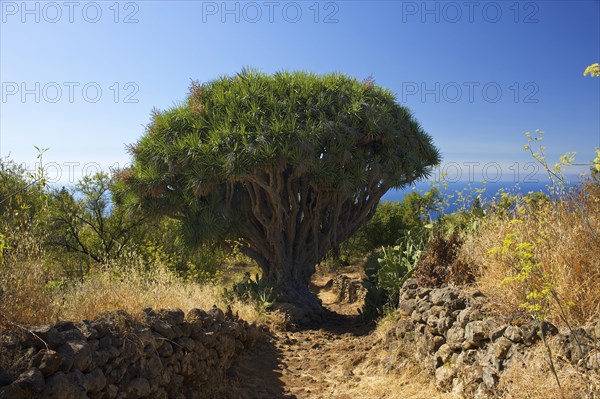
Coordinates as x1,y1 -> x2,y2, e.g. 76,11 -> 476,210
224,270 -> 439,399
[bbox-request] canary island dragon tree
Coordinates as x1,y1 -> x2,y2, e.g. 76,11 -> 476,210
116,70 -> 440,323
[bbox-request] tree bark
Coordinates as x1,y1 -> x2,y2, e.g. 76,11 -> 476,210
240,246 -> 324,323
269,273 -> 325,324
235,167 -> 391,324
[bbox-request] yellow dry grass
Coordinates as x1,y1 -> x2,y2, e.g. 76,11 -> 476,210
368,321 -> 459,399
498,339 -> 600,398
459,185 -> 600,326
0,251 -> 261,332
334,369 -> 459,399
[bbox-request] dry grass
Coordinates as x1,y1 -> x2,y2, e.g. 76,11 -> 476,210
375,311 -> 397,341
2,181 -> 599,398
334,365 -> 459,399
459,184 -> 600,326
368,321 -> 459,399
498,339 -> 600,398
0,250 -> 262,333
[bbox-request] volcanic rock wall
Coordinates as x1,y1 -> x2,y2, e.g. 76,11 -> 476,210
393,279 -> 600,398
0,307 -> 260,399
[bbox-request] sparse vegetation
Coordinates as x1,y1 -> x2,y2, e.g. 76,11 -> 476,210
0,249 -> 261,329
461,179 -> 600,325
0,155 -> 265,334
1,67 -> 599,398
2,132 -> 599,398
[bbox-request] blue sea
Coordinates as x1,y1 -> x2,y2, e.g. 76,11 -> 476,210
381,179 -> 578,215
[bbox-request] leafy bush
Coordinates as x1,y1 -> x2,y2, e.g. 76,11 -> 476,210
0,157 -> 48,262
44,173 -> 148,279
0,153 -> 253,331
361,231 -> 427,318
376,234 -> 424,300
323,189 -> 441,269
223,272 -> 274,314
356,191 -> 440,251
137,218 -> 228,284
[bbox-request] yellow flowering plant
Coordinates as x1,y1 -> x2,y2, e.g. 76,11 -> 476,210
583,63 -> 600,77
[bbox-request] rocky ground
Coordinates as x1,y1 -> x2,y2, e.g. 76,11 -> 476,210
3,265 -> 597,398
226,269 -> 600,399
225,269 -> 448,399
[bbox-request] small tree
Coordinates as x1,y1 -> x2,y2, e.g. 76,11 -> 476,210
117,70 -> 439,321
47,173 -> 146,270
356,191 -> 440,251
0,156 -> 48,263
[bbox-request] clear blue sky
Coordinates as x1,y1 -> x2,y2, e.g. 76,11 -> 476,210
1,0 -> 599,185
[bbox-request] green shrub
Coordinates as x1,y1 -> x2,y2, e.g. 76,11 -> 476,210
223,272 -> 274,314
376,234 -> 424,300
361,230 -> 427,318
0,157 -> 48,262
324,189 -> 441,267
356,191 -> 439,251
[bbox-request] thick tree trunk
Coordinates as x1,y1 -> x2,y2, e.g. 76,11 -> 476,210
241,246 -> 325,324
271,282 -> 324,325
265,262 -> 325,324
237,169 -> 391,324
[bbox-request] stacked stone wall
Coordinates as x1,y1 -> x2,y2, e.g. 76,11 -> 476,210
394,279 -> 600,397
0,306 -> 260,399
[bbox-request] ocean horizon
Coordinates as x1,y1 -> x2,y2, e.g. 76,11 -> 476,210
381,179 -> 582,214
